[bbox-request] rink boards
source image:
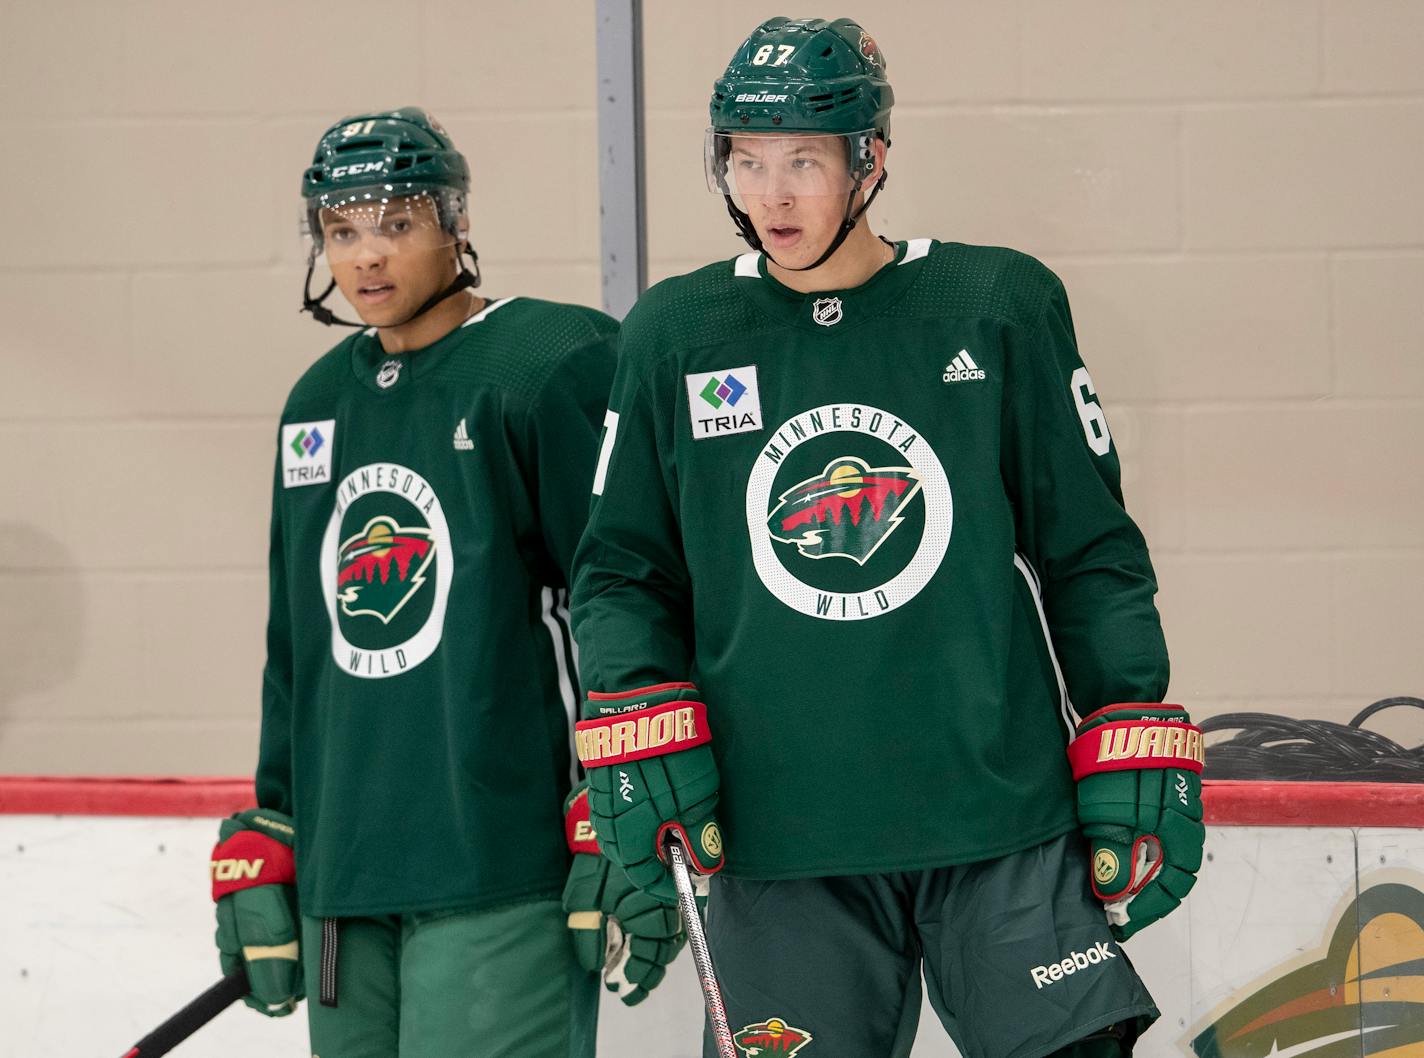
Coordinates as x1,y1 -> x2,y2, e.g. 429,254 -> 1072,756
3,779 -> 1422,1058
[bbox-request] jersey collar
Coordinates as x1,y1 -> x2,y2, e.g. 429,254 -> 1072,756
732,240 -> 933,332
351,297 -> 516,394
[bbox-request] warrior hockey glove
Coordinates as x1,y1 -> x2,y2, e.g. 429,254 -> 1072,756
211,808 -> 303,1016
562,782 -> 685,1005
1069,703 -> 1206,941
575,682 -> 723,904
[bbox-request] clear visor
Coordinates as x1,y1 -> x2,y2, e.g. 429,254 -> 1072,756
301,190 -> 458,264
704,130 -> 873,205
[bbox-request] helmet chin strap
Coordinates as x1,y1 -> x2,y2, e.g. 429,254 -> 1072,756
301,244 -> 482,329
724,169 -> 888,273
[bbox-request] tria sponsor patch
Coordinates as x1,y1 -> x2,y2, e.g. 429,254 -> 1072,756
685,366 -> 762,439
1029,940 -> 1117,989
281,419 -> 335,489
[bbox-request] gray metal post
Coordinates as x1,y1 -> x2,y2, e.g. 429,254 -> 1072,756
595,0 -> 647,319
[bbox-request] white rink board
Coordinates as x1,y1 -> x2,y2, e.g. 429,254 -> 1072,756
5,818 -> 1423,1058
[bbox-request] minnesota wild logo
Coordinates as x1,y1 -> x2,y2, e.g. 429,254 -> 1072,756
746,403 -> 951,622
336,515 -> 436,623
767,456 -> 921,565
321,463 -> 453,679
1192,881 -> 1424,1057
734,1017 -> 813,1055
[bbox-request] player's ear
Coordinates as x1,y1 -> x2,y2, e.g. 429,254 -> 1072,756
867,137 -> 888,186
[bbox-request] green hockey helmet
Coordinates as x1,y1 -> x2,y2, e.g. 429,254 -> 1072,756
299,107 -> 481,328
706,18 -> 894,270
301,107 -> 469,253
709,17 -> 892,139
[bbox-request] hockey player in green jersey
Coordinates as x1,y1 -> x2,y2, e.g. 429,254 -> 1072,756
207,108 -> 682,1058
570,19 -> 1205,1058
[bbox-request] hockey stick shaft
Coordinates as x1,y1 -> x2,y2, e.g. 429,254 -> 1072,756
666,838 -> 736,1058
119,968 -> 249,1058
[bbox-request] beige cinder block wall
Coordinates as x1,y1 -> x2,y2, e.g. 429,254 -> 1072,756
2,1 -> 1421,774
0,0 -> 601,772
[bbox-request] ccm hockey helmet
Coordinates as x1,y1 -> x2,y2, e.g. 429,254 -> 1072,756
707,17 -> 893,269
300,107 -> 481,328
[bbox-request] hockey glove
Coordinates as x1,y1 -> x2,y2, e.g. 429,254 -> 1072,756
562,782 -> 685,1005
211,808 -> 303,1016
575,681 -> 723,904
1069,703 -> 1206,941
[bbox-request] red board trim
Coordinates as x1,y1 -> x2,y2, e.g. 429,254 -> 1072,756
0,777 -> 255,817
1202,780 -> 1424,827
3,777 -> 1424,827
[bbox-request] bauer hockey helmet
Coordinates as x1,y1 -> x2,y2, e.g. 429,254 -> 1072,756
707,17 -> 894,270
299,107 -> 481,328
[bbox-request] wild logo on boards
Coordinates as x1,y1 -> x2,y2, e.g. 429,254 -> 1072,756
1191,881 -> 1424,1057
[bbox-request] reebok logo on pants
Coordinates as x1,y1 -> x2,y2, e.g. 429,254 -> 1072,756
1029,940 -> 1117,988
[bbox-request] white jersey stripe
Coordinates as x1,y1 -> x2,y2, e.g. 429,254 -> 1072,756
462,295 -> 519,327
960,350 -> 979,370
900,238 -> 932,264
734,253 -> 761,278
540,586 -> 581,784
1013,553 -> 1077,736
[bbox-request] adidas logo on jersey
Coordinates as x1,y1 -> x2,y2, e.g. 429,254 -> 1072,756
453,419 -> 474,451
942,350 -> 985,383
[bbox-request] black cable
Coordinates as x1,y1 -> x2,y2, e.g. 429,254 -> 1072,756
1201,697 -> 1424,781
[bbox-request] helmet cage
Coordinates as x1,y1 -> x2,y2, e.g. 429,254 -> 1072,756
705,129 -> 879,199
302,184 -> 467,257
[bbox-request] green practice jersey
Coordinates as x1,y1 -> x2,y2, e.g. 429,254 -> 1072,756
571,241 -> 1168,880
259,297 -> 616,916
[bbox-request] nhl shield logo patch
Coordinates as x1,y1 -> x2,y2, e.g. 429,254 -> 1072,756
376,359 -> 402,388
811,297 -> 842,327
735,1017 -> 813,1055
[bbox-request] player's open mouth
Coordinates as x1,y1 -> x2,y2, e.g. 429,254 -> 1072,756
766,226 -> 801,247
358,282 -> 396,302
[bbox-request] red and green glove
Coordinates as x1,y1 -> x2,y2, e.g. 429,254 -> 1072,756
561,783 -> 686,1005
1068,703 -> 1206,941
211,808 -> 303,1016
574,682 -> 723,904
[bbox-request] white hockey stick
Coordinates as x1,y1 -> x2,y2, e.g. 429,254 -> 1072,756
666,835 -> 736,1058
